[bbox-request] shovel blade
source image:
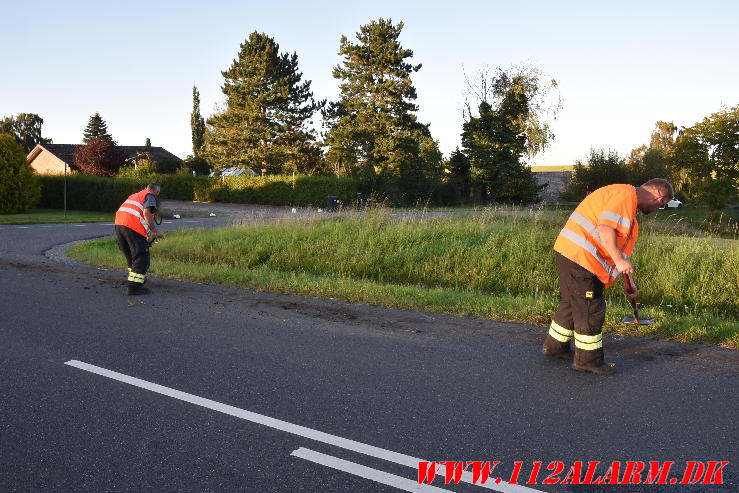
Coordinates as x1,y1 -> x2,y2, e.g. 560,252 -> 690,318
621,316 -> 655,325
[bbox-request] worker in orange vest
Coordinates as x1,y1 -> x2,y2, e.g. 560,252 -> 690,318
114,182 -> 164,295
543,178 -> 673,374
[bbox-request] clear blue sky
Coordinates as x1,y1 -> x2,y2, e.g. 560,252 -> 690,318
3,0 -> 737,165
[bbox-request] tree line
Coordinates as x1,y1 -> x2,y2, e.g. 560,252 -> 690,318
2,17 -> 736,207
564,107 -> 738,208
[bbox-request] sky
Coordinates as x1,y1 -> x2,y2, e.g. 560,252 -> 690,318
3,0 -> 738,166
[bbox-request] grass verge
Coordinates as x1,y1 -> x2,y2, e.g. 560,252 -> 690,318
0,208 -> 113,224
68,210 -> 738,349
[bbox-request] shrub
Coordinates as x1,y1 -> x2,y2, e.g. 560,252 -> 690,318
0,133 -> 41,213
118,160 -> 156,178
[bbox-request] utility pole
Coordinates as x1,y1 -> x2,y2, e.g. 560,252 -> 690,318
63,161 -> 67,219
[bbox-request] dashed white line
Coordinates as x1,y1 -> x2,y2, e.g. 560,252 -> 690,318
291,447 -> 452,492
64,360 -> 543,492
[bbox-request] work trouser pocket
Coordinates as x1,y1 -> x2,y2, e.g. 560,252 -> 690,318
586,296 -> 606,333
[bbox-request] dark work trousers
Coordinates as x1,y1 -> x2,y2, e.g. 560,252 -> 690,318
544,252 -> 607,367
115,225 -> 150,289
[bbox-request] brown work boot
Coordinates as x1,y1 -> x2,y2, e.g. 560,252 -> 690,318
572,361 -> 617,375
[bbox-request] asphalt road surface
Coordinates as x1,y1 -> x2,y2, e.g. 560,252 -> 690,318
1,205 -> 737,493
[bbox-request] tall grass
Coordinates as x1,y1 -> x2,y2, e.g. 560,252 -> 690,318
69,208 -> 738,348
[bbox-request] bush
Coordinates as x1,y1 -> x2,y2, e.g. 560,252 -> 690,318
118,160 -> 156,178
183,155 -> 212,175
563,148 -> 631,201
0,133 -> 41,213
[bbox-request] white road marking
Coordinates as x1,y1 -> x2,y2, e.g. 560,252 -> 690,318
15,226 -> 31,229
291,447 -> 452,492
71,224 -> 88,227
64,360 -> 543,492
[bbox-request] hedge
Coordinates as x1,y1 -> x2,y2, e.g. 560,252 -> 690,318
38,174 -> 357,211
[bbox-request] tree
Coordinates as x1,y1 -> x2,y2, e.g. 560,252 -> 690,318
73,136 -> 124,176
461,66 -> 557,203
670,105 -> 739,207
0,113 -> 53,153
650,121 -> 678,151
191,85 -> 205,156
145,137 -> 151,147
445,147 -> 472,200
563,149 -> 630,201
323,18 -> 441,203
0,133 -> 41,213
82,113 -> 113,144
203,31 -> 324,174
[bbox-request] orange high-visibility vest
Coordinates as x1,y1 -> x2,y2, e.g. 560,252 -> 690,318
114,189 -> 153,238
554,184 -> 639,287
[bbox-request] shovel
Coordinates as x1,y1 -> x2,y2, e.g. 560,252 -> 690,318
622,273 -> 654,325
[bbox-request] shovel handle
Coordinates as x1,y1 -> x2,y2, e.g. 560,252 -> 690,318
624,273 -> 636,294
623,273 -> 638,309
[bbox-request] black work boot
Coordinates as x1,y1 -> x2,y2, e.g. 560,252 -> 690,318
542,335 -> 573,360
573,348 -> 616,375
126,285 -> 150,296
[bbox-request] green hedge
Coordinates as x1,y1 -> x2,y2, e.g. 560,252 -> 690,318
38,174 -> 357,211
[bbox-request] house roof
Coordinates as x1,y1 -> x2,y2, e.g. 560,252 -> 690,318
27,144 -> 182,168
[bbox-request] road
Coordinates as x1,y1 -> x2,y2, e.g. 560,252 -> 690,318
1,205 -> 737,492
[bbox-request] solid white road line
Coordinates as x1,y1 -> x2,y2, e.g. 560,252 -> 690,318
64,360 -> 543,492
291,447 -> 452,492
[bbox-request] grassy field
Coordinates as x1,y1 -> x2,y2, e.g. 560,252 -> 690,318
68,208 -> 738,349
0,209 -> 113,224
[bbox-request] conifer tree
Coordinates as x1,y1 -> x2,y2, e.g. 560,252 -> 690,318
191,86 -> 205,156
82,113 -> 113,143
323,18 -> 441,201
204,32 -> 323,174
145,137 -> 151,147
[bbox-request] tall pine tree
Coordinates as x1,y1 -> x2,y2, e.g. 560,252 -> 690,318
83,113 -> 113,144
204,32 -> 323,174
191,85 -> 205,156
323,19 -> 441,202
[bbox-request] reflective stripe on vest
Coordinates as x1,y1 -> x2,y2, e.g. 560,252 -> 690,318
559,227 -> 617,280
115,190 -> 151,237
554,184 -> 638,287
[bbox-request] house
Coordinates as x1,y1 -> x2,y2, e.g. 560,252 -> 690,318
27,143 -> 182,174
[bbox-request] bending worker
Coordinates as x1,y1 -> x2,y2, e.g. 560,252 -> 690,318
543,178 -> 673,375
114,182 -> 164,295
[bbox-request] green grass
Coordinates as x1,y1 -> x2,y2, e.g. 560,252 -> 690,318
68,209 -> 738,349
647,207 -> 738,238
0,208 -> 113,224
